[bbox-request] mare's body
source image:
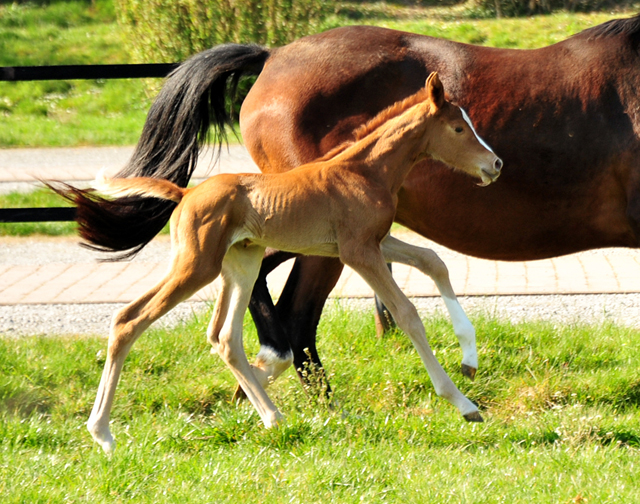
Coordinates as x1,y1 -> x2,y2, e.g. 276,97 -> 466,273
55,17 -> 640,390
242,23 -> 638,259
239,20 -> 640,380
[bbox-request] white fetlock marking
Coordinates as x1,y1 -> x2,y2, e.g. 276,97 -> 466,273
459,398 -> 480,417
254,346 -> 293,380
432,377 -> 478,417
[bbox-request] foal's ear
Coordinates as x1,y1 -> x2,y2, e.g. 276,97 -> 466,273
426,72 -> 445,109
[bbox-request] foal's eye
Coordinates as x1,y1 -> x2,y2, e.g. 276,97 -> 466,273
454,126 -> 464,133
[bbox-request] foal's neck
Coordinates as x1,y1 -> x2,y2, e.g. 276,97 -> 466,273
338,102 -> 432,194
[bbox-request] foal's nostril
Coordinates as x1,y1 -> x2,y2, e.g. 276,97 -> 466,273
494,158 -> 503,172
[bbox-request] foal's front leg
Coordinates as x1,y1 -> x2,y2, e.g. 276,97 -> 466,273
381,235 -> 478,379
210,243 -> 284,428
342,243 -> 482,422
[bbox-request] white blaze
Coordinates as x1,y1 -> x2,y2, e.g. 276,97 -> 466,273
460,107 -> 495,154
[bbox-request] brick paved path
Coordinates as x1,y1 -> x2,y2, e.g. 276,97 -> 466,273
2,146 -> 640,305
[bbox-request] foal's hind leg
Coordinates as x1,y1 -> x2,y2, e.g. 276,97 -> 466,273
210,243 -> 284,427
87,255 -> 221,453
341,242 -> 482,421
381,235 -> 478,380
231,249 -> 298,401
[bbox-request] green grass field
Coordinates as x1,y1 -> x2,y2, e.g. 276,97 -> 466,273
2,305 -> 640,502
0,0 -> 153,147
0,187 -> 76,236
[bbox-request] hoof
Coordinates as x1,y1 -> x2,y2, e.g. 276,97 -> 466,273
231,384 -> 248,402
463,411 -> 484,423
461,364 -> 477,381
87,424 -> 116,454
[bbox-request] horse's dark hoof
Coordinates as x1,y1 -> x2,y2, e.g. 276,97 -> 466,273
461,364 -> 477,381
463,411 -> 484,423
232,384 -> 247,402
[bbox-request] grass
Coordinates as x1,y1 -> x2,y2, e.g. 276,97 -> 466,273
1,304 -> 640,502
0,0 -> 153,147
1,1 -> 639,147
327,3 -> 639,48
3,3 -> 640,500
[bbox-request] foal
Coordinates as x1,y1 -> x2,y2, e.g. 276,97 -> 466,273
79,73 -> 502,453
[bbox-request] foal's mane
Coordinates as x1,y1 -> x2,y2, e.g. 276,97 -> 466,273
318,86 -> 431,162
581,13 -> 640,40
353,87 -> 431,142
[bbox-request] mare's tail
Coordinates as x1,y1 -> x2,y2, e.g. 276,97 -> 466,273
51,43 -> 270,259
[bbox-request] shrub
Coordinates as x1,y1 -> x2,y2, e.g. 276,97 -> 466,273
116,0 -> 333,63
472,0 -> 632,17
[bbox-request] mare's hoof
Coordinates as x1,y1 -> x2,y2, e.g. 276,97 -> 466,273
461,364 -> 477,381
231,384 -> 248,402
463,411 -> 484,423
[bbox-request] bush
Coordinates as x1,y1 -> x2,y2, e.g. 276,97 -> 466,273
472,0 -> 632,17
116,0 -> 333,63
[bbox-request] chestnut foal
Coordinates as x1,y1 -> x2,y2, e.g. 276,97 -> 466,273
81,73 -> 501,453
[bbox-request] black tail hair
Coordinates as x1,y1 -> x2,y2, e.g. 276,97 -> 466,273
52,43 -> 270,260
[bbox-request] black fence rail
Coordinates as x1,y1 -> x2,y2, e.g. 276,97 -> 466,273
0,63 -> 177,82
0,63 -> 178,224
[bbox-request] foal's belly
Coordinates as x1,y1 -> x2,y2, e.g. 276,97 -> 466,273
249,235 -> 340,257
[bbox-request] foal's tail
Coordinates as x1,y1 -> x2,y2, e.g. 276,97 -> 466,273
51,43 -> 270,259
93,171 -> 186,204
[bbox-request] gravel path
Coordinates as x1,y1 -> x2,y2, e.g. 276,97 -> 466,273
3,236 -> 640,336
3,294 -> 640,337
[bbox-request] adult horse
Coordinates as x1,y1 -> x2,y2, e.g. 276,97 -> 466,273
239,16 -> 640,388
68,15 -> 640,389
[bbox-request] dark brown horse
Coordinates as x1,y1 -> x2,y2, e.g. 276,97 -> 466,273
59,16 -> 640,392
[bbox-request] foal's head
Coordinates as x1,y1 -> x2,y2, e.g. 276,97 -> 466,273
421,72 -> 502,186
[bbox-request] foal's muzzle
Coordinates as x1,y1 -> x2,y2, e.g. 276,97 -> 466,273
478,157 -> 503,187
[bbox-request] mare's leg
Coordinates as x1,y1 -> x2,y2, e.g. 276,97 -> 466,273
87,253 -> 222,453
241,250 -> 297,391
236,254 -> 341,400
276,256 -> 344,392
210,243 -> 284,427
374,264 -> 396,337
381,235 -> 478,379
341,243 -> 482,421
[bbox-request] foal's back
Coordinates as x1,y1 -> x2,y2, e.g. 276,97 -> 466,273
185,154 -> 395,257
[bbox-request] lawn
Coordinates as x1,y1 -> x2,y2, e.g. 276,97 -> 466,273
0,0 -> 152,147
1,305 -> 639,502
0,187 -> 76,236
